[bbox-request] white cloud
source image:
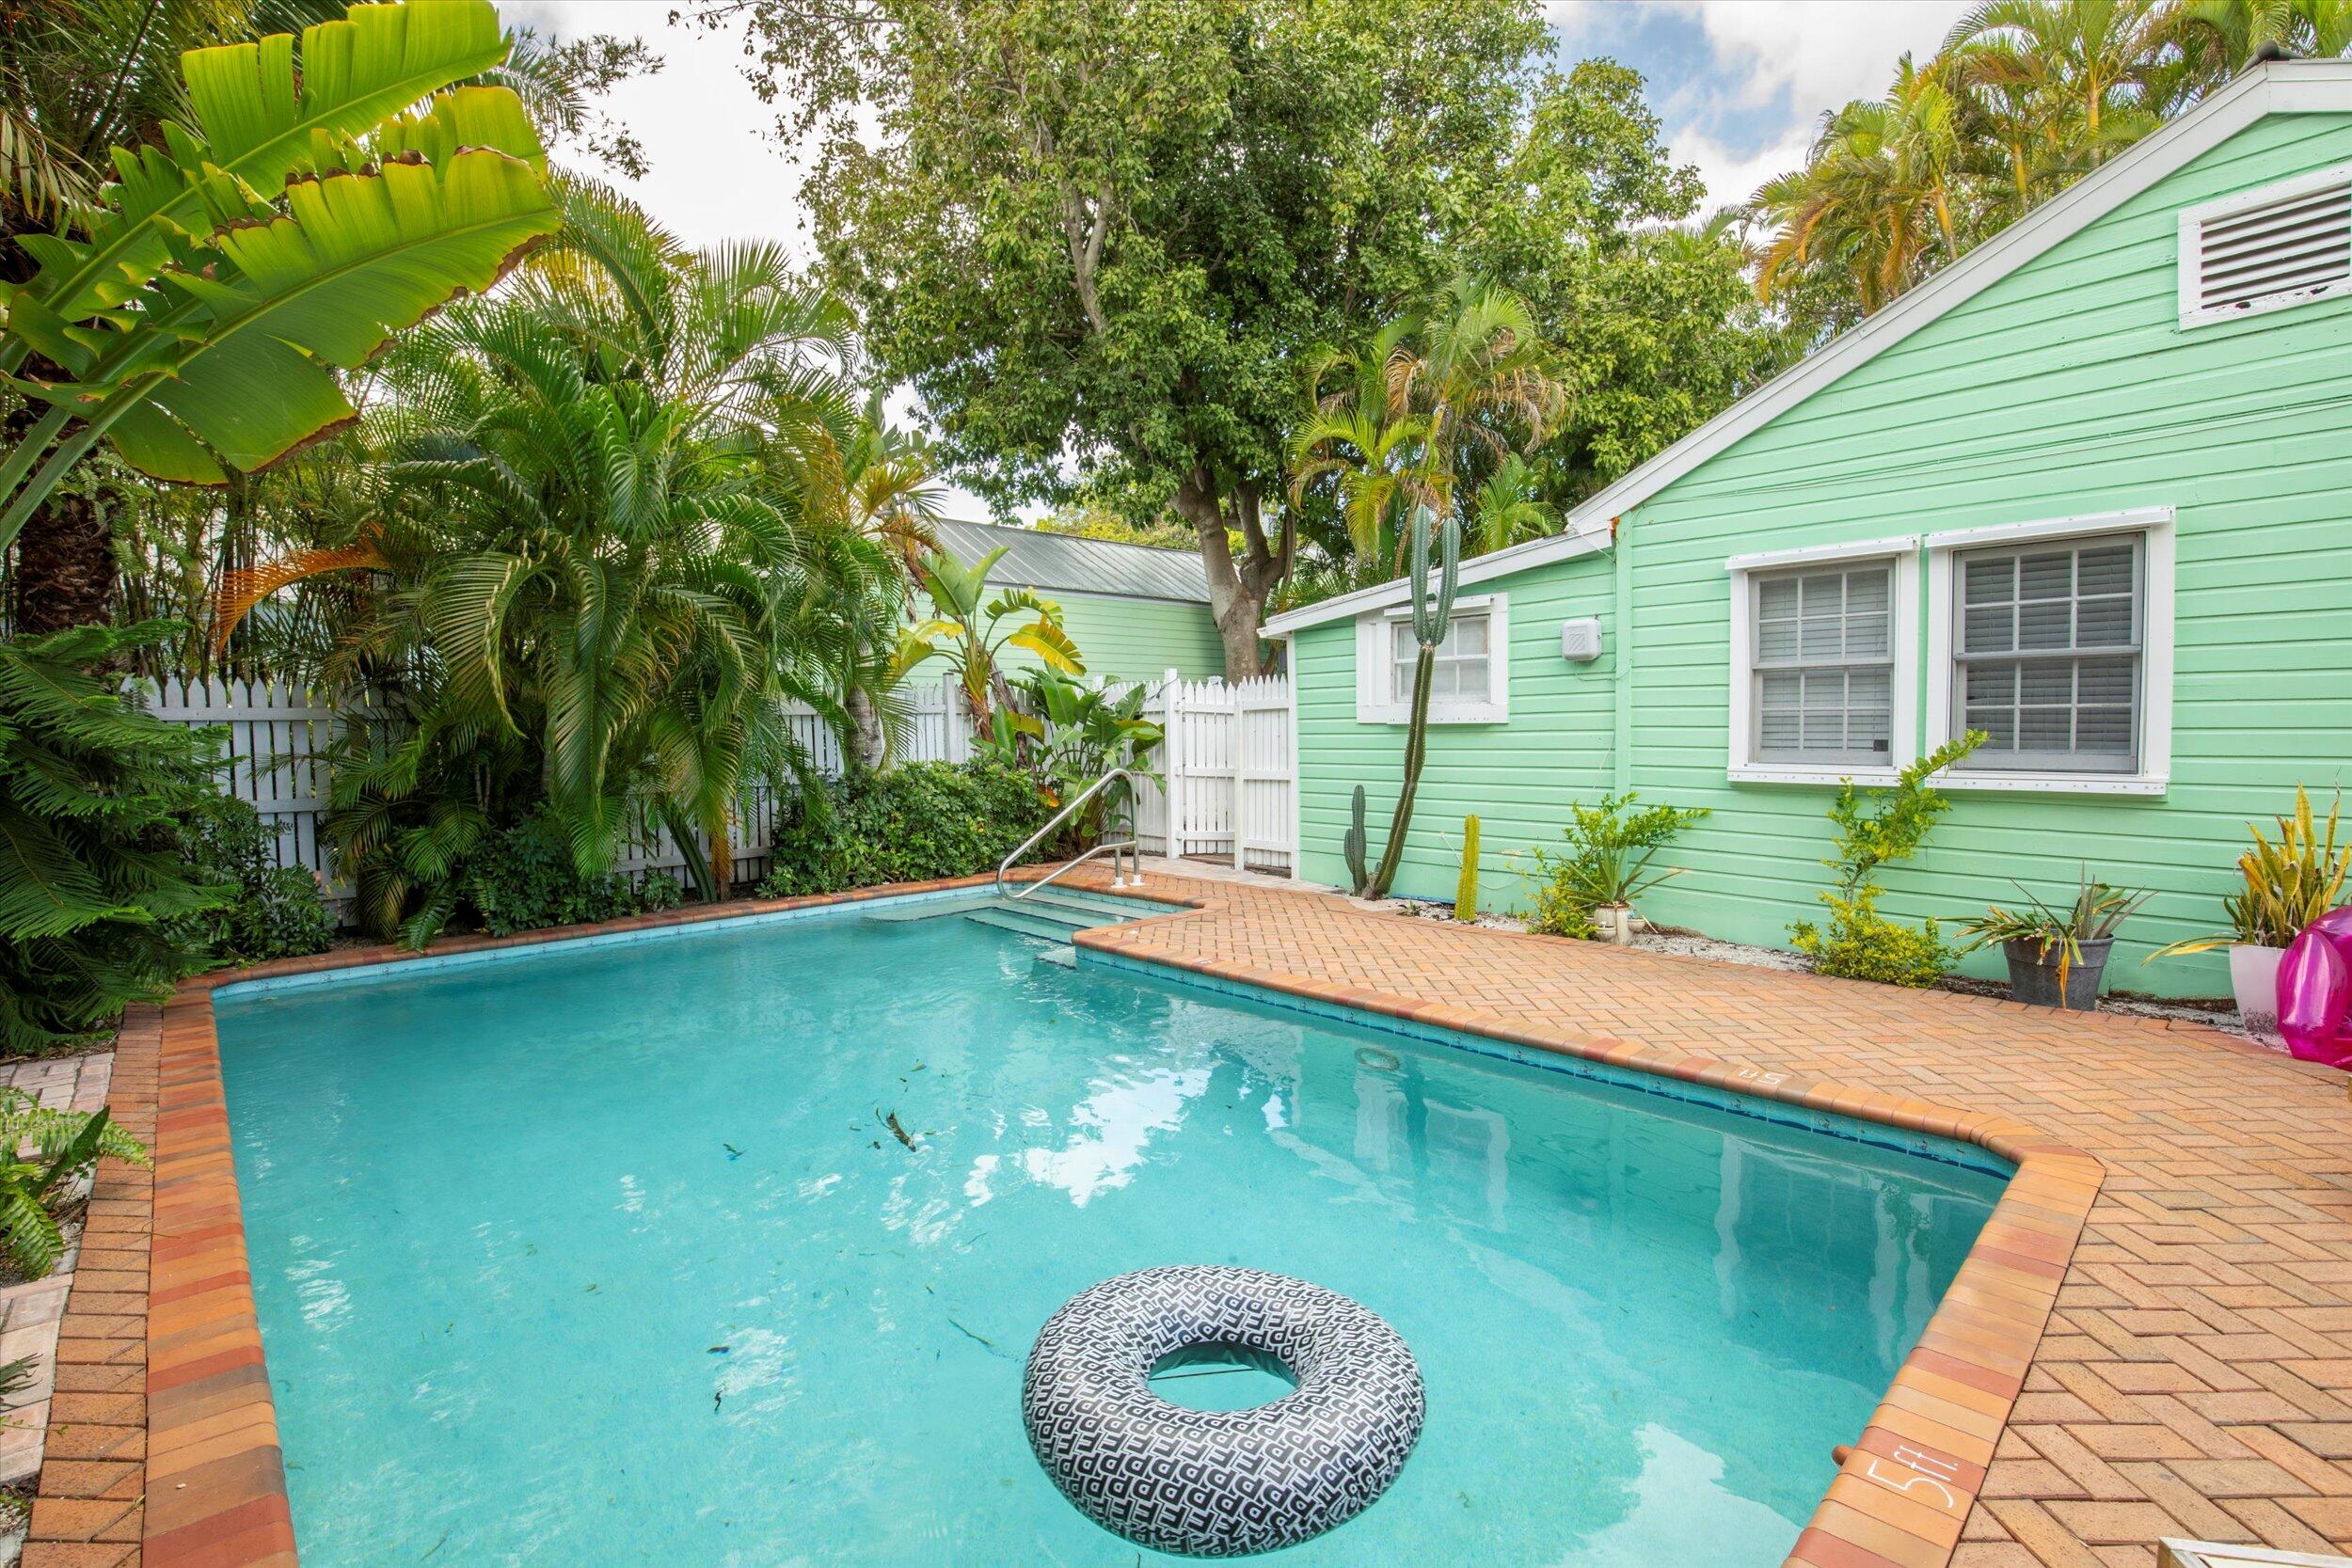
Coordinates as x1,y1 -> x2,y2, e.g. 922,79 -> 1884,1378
1549,1 -> 1974,208
1676,0 -> 1973,116
506,0 -> 819,256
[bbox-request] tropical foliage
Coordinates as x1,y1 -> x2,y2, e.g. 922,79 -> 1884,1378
893,547 -> 1083,724
1749,0 -> 2352,341
2154,785 -> 2350,950
0,623 -> 223,1057
0,1087 -> 150,1279
0,0 -> 561,567
167,796 -> 336,967
218,196 -> 893,942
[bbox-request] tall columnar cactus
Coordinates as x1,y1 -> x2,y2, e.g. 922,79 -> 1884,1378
1455,816 -> 1481,920
1343,785 -> 1371,895
1364,506 -> 1462,898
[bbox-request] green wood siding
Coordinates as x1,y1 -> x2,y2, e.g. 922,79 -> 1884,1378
1288,109 -> 2352,998
1294,553 -> 1618,906
918,587 -> 1225,687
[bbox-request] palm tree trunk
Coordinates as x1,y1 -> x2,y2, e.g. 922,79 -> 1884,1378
2,404 -> 117,638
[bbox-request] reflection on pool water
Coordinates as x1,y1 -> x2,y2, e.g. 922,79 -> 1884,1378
215,900 -> 2003,1566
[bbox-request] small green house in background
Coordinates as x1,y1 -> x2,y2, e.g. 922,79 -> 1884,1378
929,518 -> 1226,685
1265,57 -> 2352,999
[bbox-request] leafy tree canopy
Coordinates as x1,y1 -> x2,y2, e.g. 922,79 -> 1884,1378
699,0 -> 1776,673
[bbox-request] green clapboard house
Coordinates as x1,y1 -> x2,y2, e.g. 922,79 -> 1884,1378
1263,57 -> 2352,999
928,518 -> 1227,686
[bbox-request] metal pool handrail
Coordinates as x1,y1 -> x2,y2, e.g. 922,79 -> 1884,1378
996,767 -> 1144,900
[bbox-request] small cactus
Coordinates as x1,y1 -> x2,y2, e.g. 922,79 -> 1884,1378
1455,815 -> 1480,920
1343,784 -> 1371,895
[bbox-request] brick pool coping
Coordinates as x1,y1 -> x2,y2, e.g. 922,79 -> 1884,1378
42,867 -> 2349,1567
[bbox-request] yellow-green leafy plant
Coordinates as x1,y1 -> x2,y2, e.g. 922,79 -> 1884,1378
1790,733 -> 1982,987
1455,816 -> 1481,920
2153,786 -> 2349,957
1524,792 -> 1708,938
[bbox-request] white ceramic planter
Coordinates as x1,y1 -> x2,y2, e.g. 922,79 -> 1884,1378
1593,903 -> 1646,945
2230,942 -> 2286,1045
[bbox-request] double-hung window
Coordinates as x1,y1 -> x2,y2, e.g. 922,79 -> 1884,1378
1750,563 -> 1896,767
1924,507 -> 2174,793
1356,594 -> 1509,723
1951,536 -> 2141,773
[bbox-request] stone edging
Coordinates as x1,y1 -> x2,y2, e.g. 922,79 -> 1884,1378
78,868 -> 2093,1568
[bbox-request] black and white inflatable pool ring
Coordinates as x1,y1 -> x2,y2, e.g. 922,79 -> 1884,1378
1022,1265 -> 1423,1557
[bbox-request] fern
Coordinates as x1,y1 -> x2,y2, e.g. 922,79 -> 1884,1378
0,1089 -> 151,1280
0,624 -> 227,1056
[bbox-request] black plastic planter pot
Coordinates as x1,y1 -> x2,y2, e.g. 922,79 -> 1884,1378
2003,937 -> 2112,1011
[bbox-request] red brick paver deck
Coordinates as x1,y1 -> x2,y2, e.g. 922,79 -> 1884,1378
57,868 -> 2352,1568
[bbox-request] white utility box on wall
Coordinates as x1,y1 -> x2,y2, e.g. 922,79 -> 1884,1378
1559,617 -> 1603,662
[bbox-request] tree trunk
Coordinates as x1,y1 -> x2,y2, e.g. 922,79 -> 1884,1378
1172,465 -> 1282,681
2,404 -> 117,637
10,486 -> 115,636
845,682 -> 887,772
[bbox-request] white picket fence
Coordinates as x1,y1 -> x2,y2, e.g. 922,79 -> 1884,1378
1132,672 -> 1296,875
142,666 -> 1294,922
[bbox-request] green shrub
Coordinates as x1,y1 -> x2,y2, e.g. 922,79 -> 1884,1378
0,624 -> 225,1058
1524,792 -> 1708,938
755,760 -> 1050,898
168,797 -> 336,967
1790,733 -> 1982,986
462,810 -> 678,937
1791,889 -> 1953,988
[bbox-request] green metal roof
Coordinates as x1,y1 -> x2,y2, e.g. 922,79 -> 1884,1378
930,518 -> 1210,604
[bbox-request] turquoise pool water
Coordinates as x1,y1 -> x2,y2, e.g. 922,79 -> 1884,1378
215,899 -> 2004,1567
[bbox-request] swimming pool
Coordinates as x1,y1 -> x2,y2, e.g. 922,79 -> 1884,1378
214,893 -> 2005,1566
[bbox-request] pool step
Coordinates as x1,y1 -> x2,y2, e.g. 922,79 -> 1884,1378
1034,944 -> 1079,969
963,905 -> 1091,943
868,887 -> 1151,932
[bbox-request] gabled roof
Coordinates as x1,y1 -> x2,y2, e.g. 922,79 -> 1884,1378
1262,58 -> 2352,639
1562,57 -> 2352,535
931,517 -> 1211,604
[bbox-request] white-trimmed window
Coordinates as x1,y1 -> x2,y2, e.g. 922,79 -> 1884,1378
2179,162 -> 2352,330
1727,539 -> 1917,784
1356,594 -> 1508,723
1926,508 -> 2174,795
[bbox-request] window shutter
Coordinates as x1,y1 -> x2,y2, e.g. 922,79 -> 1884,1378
2183,169 -> 2352,326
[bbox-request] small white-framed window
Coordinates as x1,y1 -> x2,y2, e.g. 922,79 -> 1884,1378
1726,538 -> 1918,784
2178,161 -> 2352,330
1355,594 -> 1509,723
1926,507 -> 2174,795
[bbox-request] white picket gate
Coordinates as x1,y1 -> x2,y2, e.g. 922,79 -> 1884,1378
1132,671 -> 1295,875
140,666 -> 1295,919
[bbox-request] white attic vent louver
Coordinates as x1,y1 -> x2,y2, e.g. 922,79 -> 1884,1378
2179,163 -> 2352,329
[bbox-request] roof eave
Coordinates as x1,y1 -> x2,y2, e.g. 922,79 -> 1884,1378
1261,517 -> 1613,637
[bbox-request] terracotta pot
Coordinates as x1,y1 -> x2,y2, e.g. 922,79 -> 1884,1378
2230,942 -> 2286,1045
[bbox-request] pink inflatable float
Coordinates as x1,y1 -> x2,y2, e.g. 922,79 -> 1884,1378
2278,907 -> 2352,1068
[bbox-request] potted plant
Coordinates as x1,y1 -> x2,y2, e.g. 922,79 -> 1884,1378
2153,786 -> 2348,1040
1960,869 -> 2150,1011
1526,793 -> 1708,944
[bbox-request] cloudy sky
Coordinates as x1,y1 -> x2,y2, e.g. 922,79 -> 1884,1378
510,1 -> 1972,251
503,1 -> 1972,517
